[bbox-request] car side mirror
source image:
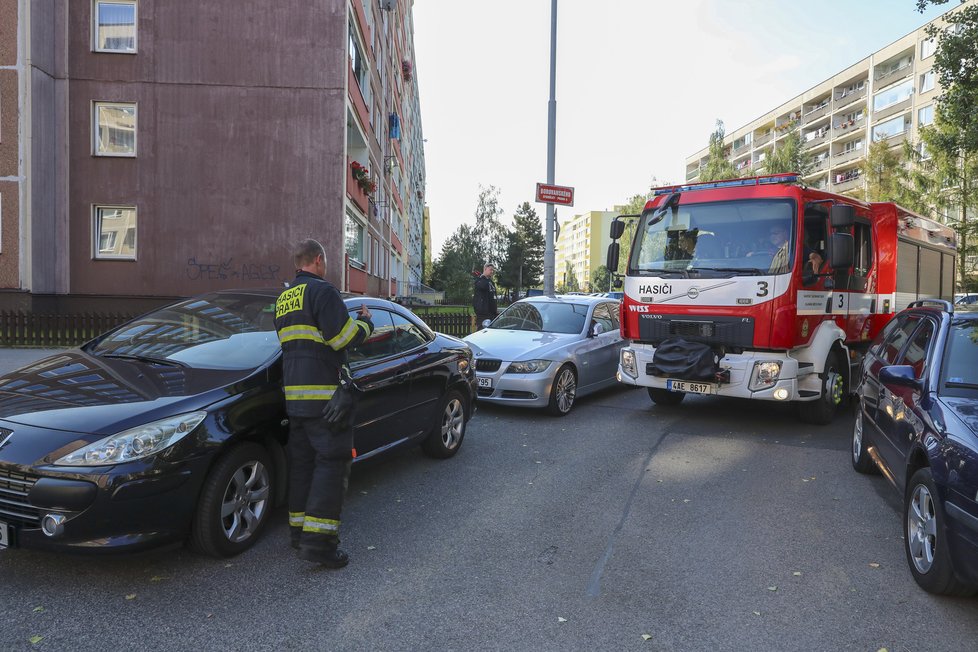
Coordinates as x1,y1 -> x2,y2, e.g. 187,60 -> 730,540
589,320 -> 604,338
481,319 -> 492,329
879,365 -> 920,390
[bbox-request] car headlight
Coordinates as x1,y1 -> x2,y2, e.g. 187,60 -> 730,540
621,349 -> 638,378
749,361 -> 782,391
54,411 -> 208,466
505,359 -> 551,374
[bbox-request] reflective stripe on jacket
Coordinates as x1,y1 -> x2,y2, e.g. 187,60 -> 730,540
274,271 -> 373,417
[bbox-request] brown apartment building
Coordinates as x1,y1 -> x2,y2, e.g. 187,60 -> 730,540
0,0 -> 426,313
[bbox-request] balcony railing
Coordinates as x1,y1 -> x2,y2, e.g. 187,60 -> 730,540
833,148 -> 864,165
873,98 -> 912,123
833,176 -> 864,193
803,104 -> 831,123
803,132 -> 829,148
874,63 -> 913,89
686,168 -> 700,181
753,131 -> 773,147
834,87 -> 866,109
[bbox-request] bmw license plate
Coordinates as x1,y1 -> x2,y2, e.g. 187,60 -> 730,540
666,380 -> 716,395
477,376 -> 492,389
0,521 -> 10,549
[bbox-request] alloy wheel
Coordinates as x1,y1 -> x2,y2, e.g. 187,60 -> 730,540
221,461 -> 271,544
907,483 -> 938,574
555,369 -> 576,413
440,397 -> 465,449
852,411 -> 863,462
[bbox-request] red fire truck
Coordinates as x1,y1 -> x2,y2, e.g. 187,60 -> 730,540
606,173 -> 957,424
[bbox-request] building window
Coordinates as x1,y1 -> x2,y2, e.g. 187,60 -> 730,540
93,102 -> 137,156
918,104 -> 935,127
919,70 -> 935,93
349,21 -> 366,90
872,115 -> 909,141
920,38 -> 936,59
345,213 -> 365,266
872,79 -> 914,112
93,206 -> 137,260
93,1 -> 137,53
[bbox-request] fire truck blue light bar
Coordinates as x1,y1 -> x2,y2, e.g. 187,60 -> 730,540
653,174 -> 801,196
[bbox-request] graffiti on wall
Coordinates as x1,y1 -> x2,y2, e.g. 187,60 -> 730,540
186,257 -> 281,282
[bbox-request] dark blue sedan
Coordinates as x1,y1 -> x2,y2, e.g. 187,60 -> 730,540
852,300 -> 978,596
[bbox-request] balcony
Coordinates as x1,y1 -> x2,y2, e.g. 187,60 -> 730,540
833,116 -> 866,134
732,142 -> 751,156
873,98 -> 912,123
803,131 -> 829,149
346,160 -> 370,213
834,87 -> 866,110
833,175 -> 864,194
874,63 -> 914,91
874,130 -> 908,148
808,157 -> 830,173
803,103 -> 831,124
686,168 -> 701,181
833,148 -> 864,165
753,131 -> 773,147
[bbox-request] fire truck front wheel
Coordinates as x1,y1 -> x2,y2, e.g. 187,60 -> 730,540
648,388 -> 686,406
798,350 -> 846,425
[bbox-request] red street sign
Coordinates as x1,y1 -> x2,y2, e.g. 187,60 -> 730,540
536,183 -> 575,207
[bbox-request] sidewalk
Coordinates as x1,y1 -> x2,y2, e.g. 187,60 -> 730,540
0,348 -> 69,374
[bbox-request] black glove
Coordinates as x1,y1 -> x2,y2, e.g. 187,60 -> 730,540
322,383 -> 357,430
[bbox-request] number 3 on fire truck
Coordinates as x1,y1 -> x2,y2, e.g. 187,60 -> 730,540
833,293 -> 848,314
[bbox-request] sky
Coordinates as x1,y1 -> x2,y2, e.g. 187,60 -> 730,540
412,0 -> 953,258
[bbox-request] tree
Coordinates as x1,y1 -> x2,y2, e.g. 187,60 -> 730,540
860,140 -> 903,202
764,125 -> 815,177
560,261 -> 581,293
471,185 -> 509,269
699,120 -> 738,182
497,202 -> 545,295
591,265 -> 611,293
613,189 -> 659,277
429,225 -> 482,304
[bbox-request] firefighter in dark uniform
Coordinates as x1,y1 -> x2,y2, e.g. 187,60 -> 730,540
274,239 -> 373,568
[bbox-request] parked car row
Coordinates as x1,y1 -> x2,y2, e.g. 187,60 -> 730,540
2,289 -> 976,599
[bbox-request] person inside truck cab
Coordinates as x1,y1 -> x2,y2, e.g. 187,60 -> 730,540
745,224 -> 791,273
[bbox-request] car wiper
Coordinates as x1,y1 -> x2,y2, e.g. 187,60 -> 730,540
945,381 -> 978,389
101,353 -> 188,368
639,268 -> 689,279
689,267 -> 765,275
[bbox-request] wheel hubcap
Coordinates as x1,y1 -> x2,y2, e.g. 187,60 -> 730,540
440,398 -> 464,449
907,484 -> 937,574
221,461 -> 270,544
852,413 -> 863,461
555,370 -> 576,413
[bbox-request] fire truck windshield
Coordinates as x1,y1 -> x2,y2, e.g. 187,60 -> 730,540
628,199 -> 797,277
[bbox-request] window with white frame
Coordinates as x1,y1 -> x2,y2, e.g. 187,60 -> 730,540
349,21 -> 367,92
345,212 -> 365,266
93,206 -> 137,259
920,37 -> 935,59
93,1 -> 137,53
94,102 -> 137,156
918,104 -> 935,127
920,70 -> 935,93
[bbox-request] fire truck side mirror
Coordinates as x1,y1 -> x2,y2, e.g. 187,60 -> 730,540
829,232 -> 854,269
830,204 -> 856,228
610,220 -> 625,240
607,242 -> 620,272
613,277 -> 623,289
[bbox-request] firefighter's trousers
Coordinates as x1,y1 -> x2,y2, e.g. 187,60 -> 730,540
286,415 -> 354,553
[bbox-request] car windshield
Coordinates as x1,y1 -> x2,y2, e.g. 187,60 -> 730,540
940,318 -> 978,396
86,293 -> 281,370
628,199 -> 796,277
490,301 -> 588,334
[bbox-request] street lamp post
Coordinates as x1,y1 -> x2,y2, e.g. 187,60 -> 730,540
543,0 -> 557,297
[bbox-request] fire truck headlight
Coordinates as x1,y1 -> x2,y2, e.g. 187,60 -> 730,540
749,361 -> 782,391
621,349 -> 638,378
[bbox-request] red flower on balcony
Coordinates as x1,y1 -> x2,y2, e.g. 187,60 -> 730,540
402,59 -> 413,82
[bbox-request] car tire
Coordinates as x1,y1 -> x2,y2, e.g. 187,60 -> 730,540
648,388 -> 685,406
546,364 -> 577,416
851,405 -> 878,474
422,389 -> 467,458
904,467 -> 977,596
190,442 -> 274,558
798,350 -> 846,425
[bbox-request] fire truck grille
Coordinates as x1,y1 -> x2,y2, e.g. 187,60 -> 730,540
637,314 -> 754,349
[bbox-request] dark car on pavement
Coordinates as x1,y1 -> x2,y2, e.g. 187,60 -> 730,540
0,290 -> 476,557
852,299 -> 978,595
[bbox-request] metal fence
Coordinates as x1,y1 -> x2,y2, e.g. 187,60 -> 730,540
0,309 -> 478,347
0,311 -> 138,347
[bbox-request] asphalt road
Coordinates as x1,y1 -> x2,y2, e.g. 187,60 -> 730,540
2,348 -> 978,651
